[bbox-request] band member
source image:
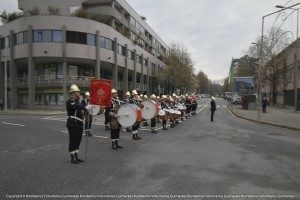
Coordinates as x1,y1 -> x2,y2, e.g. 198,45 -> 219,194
66,84 -> 85,164
150,94 -> 158,134
191,94 -> 198,115
168,96 -> 176,128
124,91 -> 131,103
129,90 -> 142,140
185,94 -> 192,119
124,91 -> 132,132
179,95 -> 186,121
81,91 -> 93,137
109,89 -> 123,150
210,96 -> 216,122
160,95 -> 169,130
104,98 -> 111,131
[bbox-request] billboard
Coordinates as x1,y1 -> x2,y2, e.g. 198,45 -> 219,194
233,77 -> 255,94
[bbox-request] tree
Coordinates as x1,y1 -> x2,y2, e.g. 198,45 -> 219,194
158,43 -> 194,95
0,10 -> 23,24
247,26 -> 294,106
47,6 -> 60,15
196,71 -> 209,94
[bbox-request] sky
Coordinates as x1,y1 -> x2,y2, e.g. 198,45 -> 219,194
1,0 -> 299,81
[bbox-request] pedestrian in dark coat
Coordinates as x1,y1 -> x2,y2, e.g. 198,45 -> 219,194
262,97 -> 268,113
210,96 -> 216,122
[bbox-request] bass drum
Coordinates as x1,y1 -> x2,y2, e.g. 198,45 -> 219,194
141,100 -> 159,120
117,104 -> 142,127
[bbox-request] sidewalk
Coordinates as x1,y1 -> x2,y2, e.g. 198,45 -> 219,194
229,104 -> 300,131
0,109 -> 66,116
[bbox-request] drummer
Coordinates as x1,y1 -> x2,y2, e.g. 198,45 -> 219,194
129,90 -> 142,140
150,94 -> 158,134
142,94 -> 150,127
160,95 -> 169,130
185,94 -> 192,119
109,88 -> 123,150
123,91 -> 132,132
168,96 -> 176,128
191,94 -> 198,115
179,95 -> 186,121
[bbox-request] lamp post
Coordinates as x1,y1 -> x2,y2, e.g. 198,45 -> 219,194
276,5 -> 299,112
3,47 -> 7,112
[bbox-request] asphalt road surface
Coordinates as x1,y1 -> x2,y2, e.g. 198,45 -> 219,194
1,98 -> 299,200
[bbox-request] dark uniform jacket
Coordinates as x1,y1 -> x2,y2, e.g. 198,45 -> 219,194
66,97 -> 85,128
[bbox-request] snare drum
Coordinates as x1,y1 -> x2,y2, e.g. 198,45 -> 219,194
158,110 -> 167,120
117,104 -> 142,127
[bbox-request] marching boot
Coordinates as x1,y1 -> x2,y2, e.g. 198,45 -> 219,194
87,130 -> 93,137
112,141 -> 118,150
170,123 -> 175,128
136,133 -> 142,140
151,128 -> 158,134
163,126 -> 168,130
181,117 -> 185,121
75,153 -> 84,162
115,140 -> 123,149
105,125 -> 110,131
84,130 -> 88,136
144,122 -> 149,126
132,134 -> 138,140
70,154 -> 79,164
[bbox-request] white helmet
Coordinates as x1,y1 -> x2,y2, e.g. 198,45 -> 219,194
132,90 -> 138,95
211,96 -> 215,101
112,88 -> 117,94
126,91 -> 131,96
144,95 -> 148,99
150,94 -> 156,99
85,92 -> 90,96
69,84 -> 80,93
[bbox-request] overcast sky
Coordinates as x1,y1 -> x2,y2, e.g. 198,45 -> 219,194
2,0 -> 299,81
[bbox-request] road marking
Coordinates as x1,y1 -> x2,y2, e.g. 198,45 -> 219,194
42,116 -> 57,119
61,131 -> 109,139
196,106 -> 206,113
1,122 -> 25,127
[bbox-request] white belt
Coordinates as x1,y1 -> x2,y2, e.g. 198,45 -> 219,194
70,116 -> 83,122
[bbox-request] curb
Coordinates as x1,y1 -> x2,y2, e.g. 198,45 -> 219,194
229,107 -> 300,132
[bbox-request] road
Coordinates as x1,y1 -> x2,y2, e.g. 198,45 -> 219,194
0,98 -> 299,200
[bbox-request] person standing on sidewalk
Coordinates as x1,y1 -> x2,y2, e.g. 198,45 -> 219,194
210,96 -> 216,122
262,97 -> 268,113
66,84 -> 85,164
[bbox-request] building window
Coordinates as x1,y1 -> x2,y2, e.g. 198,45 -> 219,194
19,94 -> 28,105
144,58 -> 148,66
14,31 -> 28,45
66,31 -> 87,44
136,55 -> 141,64
87,34 -> 96,46
100,37 -> 114,50
42,30 -> 52,42
118,44 -> 126,56
130,16 -> 136,26
33,30 -> 43,42
33,30 -> 62,43
53,30 -> 63,42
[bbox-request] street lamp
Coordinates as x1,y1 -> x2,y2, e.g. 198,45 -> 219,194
3,52 -> 7,112
276,5 -> 299,112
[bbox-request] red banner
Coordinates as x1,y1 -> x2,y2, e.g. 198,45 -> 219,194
90,79 -> 112,107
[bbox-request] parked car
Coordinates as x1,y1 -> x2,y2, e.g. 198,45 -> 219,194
231,95 -> 242,104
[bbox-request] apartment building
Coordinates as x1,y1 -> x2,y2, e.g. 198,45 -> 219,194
0,0 -> 168,110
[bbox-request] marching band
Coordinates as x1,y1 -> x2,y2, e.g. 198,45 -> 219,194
66,84 -> 199,163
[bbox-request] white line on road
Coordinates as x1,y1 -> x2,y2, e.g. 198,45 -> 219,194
61,131 -> 109,139
1,122 -> 25,127
42,116 -> 57,119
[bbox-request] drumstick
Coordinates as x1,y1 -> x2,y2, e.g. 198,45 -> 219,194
117,113 -> 129,116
